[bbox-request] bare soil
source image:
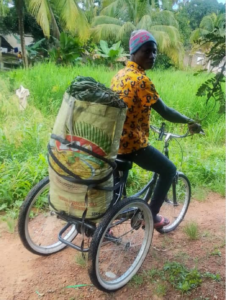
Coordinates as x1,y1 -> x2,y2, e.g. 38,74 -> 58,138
0,192 -> 225,300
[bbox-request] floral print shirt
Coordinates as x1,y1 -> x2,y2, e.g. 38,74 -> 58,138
111,61 -> 159,154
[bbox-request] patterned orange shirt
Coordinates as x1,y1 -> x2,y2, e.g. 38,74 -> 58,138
111,61 -> 159,154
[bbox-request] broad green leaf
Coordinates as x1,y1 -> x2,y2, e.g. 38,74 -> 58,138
100,40 -> 109,55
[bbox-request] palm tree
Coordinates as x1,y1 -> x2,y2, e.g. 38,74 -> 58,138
0,0 -> 28,68
16,0 -> 29,68
26,0 -> 90,41
91,0 -> 184,66
190,13 -> 225,52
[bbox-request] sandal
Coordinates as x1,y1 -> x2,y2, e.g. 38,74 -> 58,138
154,215 -> 170,229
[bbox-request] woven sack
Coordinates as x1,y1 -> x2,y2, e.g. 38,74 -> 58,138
48,92 -> 126,220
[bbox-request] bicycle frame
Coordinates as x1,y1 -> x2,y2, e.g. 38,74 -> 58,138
56,122 -> 193,252
117,122 -> 187,205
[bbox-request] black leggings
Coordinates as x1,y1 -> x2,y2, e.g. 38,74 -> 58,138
118,145 -> 177,217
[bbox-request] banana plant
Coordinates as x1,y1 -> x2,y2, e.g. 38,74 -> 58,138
48,32 -> 83,65
96,40 -> 128,65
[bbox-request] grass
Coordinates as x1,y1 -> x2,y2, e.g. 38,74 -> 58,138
0,211 -> 17,233
210,249 -> 221,257
132,262 -> 221,294
129,273 -> 144,287
0,63 -> 225,213
183,221 -> 200,240
174,251 -> 191,263
75,253 -> 88,268
193,187 -> 209,201
163,261 -> 220,293
154,283 -> 167,296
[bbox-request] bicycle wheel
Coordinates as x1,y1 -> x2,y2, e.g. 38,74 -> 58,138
157,172 -> 191,234
18,177 -> 78,256
88,198 -> 153,292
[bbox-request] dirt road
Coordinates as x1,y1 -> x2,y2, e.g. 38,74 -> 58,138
0,192 -> 225,300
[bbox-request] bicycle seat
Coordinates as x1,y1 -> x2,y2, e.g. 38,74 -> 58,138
115,158 -> 133,171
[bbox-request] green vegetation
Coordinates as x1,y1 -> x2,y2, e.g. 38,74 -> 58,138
154,283 -> 167,296
163,261 -> 220,292
75,253 -> 88,268
91,1 -> 183,66
129,273 -> 144,287
133,261 -> 221,294
210,249 -> 221,257
1,0 -> 225,70
183,221 -> 200,240
0,63 -> 225,216
96,40 -> 127,65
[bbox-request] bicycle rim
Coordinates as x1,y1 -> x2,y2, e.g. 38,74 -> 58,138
20,179 -> 77,255
88,199 -> 153,292
158,174 -> 191,233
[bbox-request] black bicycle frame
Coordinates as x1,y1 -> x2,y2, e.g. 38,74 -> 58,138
117,123 -> 179,206
57,124 -> 181,252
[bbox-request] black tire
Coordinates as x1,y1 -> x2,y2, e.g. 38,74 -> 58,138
156,173 -> 191,234
88,198 -> 153,292
18,177 -> 77,256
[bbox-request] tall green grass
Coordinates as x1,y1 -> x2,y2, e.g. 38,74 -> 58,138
0,63 -> 225,212
7,63 -> 223,127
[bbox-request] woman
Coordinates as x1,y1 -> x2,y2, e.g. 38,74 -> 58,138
111,30 -> 202,229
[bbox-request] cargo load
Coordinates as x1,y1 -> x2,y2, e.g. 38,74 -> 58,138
48,77 -> 127,221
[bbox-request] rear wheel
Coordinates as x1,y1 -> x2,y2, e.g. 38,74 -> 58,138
18,177 -> 78,255
88,198 -> 153,292
157,173 -> 191,233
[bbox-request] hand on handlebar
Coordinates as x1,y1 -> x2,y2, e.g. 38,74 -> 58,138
188,122 -> 204,135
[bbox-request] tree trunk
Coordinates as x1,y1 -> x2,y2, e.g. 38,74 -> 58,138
49,6 -> 60,40
0,36 -> 2,70
0,35 -> 1,48
15,0 -> 28,68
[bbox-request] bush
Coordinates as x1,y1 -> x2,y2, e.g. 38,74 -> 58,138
154,54 -> 175,70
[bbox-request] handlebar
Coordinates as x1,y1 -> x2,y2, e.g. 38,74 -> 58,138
150,122 -> 204,142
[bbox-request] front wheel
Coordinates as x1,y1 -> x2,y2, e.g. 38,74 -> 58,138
157,173 -> 191,234
88,198 -> 153,292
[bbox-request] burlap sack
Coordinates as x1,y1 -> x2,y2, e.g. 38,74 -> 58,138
48,92 -> 126,220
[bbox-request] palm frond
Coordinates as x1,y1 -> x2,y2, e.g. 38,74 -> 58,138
101,0 -> 116,9
161,0 -> 177,10
190,28 -> 209,43
83,0 -> 98,24
166,43 -> 184,66
100,0 -> 132,22
134,0 -> 151,24
92,16 -> 123,26
136,15 -> 153,30
216,13 -> 226,29
123,0 -> 136,22
150,30 -> 171,52
150,28 -> 183,66
200,14 -> 216,32
117,21 -> 135,50
57,0 -> 90,41
117,21 -> 135,40
100,0 -> 120,17
0,0 -> 8,17
28,0 -> 51,37
150,25 -> 181,47
90,24 -> 121,42
152,10 -> 179,29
